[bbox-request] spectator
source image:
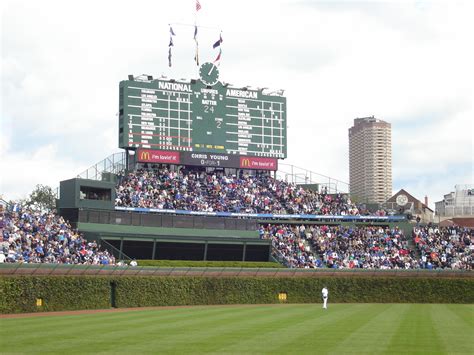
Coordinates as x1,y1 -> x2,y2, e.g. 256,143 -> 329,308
260,224 -> 418,269
115,167 -> 370,216
413,225 -> 472,270
0,205 -> 115,265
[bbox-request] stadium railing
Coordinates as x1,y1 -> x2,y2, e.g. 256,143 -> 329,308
0,264 -> 471,278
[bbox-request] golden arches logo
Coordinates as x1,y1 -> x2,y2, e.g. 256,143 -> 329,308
241,158 -> 251,167
140,151 -> 150,161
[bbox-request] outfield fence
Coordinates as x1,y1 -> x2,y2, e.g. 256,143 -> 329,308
0,264 -> 471,278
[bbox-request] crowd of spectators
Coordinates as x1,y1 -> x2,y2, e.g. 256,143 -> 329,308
261,224 -> 419,269
311,225 -> 416,269
413,225 -> 472,270
259,224 -> 322,268
0,205 -> 115,265
115,167 -> 367,215
3,164 -> 472,270
1,200 -> 472,270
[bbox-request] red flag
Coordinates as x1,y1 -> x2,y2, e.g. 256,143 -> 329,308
213,48 -> 222,63
196,0 -> 201,11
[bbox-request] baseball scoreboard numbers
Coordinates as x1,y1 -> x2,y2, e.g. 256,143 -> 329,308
119,63 -> 287,158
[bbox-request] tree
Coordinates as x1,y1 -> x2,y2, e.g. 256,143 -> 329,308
28,184 -> 57,211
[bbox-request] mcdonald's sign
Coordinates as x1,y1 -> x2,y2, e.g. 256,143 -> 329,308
137,149 -> 180,164
140,150 -> 150,161
241,158 -> 251,168
239,156 -> 278,171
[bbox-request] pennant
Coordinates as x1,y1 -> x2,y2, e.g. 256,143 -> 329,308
213,33 -> 223,49
194,25 -> 199,66
194,45 -> 200,66
213,48 -> 222,64
196,0 -> 201,11
168,25 -> 175,67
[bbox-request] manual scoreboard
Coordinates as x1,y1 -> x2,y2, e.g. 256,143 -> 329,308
119,63 -> 287,158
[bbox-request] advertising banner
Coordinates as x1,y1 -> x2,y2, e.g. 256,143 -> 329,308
115,206 -> 406,222
137,149 -> 180,164
136,150 -> 278,171
180,152 -> 240,168
180,152 -> 278,170
239,156 -> 278,170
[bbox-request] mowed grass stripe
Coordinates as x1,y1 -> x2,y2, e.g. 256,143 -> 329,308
290,304 -> 397,354
445,304 -> 474,328
0,306 -> 199,330
96,304 -> 317,353
1,304 -> 473,354
386,304 -> 446,354
187,304 -> 355,354
2,306 -> 267,353
431,304 -> 474,354
1,307 -> 222,351
213,304 -> 371,353
327,304 -> 409,354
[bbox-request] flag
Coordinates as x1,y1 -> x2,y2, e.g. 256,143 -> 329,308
196,0 -> 201,11
168,25 -> 175,67
194,25 -> 199,66
194,45 -> 199,66
213,33 -> 223,49
213,48 -> 222,64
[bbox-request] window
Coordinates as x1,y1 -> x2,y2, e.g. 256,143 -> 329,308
79,186 -> 111,201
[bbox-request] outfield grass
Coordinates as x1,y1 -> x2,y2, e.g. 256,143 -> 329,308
1,304 -> 473,354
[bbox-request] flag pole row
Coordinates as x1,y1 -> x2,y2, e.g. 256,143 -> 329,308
168,0 -> 223,68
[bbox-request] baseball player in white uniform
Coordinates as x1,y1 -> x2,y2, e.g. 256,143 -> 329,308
322,287 -> 329,309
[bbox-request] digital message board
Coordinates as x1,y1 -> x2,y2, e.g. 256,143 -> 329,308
119,63 -> 287,158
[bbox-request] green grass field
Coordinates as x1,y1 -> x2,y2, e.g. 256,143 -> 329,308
1,304 -> 473,354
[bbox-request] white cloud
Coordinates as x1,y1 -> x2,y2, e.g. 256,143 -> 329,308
1,0 -> 473,208
0,130 -> 89,200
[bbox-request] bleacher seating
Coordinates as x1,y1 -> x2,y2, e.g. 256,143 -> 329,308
0,206 -> 115,265
260,224 -> 449,269
115,168 -> 366,215
413,225 -> 472,270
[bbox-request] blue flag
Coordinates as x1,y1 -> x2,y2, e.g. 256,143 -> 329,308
213,33 -> 223,49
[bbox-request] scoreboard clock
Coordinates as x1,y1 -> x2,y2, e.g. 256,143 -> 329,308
199,62 -> 220,86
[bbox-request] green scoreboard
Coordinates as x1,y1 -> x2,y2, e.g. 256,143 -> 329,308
119,62 -> 287,158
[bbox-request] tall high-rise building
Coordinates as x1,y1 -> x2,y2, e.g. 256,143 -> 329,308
349,116 -> 392,204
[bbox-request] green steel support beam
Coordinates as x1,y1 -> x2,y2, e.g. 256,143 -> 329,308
119,238 -> 124,260
152,239 -> 157,260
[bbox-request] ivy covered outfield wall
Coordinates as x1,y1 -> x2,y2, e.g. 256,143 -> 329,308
1,275 -> 473,314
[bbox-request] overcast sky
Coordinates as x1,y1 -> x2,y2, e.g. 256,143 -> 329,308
1,0 -> 473,208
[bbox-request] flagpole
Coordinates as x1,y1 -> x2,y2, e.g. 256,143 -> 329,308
169,22 -> 221,30
194,0 -> 200,67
